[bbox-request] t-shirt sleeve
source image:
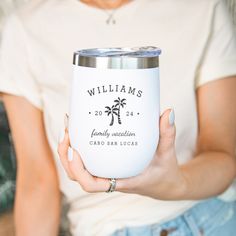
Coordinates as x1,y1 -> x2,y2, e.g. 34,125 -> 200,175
0,14 -> 42,109
195,1 -> 236,88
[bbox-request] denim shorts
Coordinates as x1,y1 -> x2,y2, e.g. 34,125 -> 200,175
111,198 -> 236,236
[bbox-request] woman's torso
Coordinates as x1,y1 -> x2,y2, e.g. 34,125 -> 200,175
16,0 -> 219,234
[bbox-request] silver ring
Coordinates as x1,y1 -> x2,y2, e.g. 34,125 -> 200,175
106,178 -> 116,193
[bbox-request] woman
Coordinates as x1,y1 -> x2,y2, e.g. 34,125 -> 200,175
0,0 -> 236,235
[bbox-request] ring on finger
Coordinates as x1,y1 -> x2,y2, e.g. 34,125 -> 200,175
106,178 -> 116,193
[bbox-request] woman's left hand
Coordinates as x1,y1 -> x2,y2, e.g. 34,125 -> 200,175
58,109 -> 188,200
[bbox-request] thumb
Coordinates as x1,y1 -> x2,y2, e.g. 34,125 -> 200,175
157,109 -> 176,155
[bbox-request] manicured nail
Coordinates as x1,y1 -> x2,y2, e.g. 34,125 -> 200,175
68,147 -> 73,162
169,109 -> 175,126
64,113 -> 69,131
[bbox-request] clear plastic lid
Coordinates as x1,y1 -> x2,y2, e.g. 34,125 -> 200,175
76,46 -> 161,58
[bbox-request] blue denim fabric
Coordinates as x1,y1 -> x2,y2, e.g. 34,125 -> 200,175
111,198 -> 236,236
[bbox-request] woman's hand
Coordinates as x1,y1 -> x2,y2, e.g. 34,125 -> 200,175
58,109 -> 188,200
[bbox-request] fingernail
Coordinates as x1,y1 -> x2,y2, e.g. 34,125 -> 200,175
58,128 -> 65,143
68,147 -> 74,162
64,113 -> 69,131
169,109 -> 175,126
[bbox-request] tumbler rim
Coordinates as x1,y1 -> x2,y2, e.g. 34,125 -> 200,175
73,46 -> 161,69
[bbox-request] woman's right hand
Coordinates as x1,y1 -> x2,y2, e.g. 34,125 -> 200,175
58,109 -> 188,200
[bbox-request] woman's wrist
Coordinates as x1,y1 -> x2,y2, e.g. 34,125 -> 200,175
159,168 -> 189,201
176,166 -> 191,200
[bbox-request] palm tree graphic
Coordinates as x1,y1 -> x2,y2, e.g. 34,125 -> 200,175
105,105 -> 119,126
114,97 -> 126,124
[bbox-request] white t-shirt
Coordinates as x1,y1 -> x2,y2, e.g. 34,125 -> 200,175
0,0 -> 236,235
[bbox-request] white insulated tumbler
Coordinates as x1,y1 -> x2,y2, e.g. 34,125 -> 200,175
69,46 -> 161,178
